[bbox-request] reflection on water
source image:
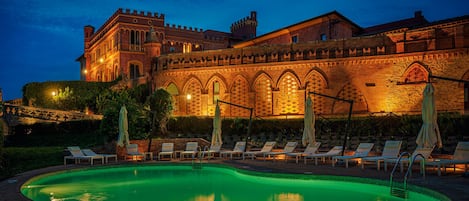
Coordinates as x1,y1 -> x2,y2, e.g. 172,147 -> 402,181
271,193 -> 303,201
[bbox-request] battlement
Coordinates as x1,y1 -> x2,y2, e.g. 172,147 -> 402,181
230,11 -> 257,32
165,23 -> 203,33
118,8 -> 165,19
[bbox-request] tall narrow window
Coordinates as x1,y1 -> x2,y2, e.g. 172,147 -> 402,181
291,35 -> 298,43
213,81 -> 220,104
129,63 -> 140,79
320,34 -> 327,41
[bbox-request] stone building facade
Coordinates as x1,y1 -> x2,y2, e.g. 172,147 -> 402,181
80,9 -> 469,117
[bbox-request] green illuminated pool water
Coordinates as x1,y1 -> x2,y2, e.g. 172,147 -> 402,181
21,164 -> 448,201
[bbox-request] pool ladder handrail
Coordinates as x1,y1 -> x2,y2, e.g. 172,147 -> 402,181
192,146 -> 209,170
389,152 -> 426,199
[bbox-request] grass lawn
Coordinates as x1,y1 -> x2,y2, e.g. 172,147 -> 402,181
1,147 -> 64,180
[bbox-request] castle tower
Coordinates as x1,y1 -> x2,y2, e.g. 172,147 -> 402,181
230,11 -> 257,40
84,25 -> 95,49
144,27 -> 162,91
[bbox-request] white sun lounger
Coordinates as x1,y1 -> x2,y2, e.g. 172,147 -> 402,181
243,141 -> 276,160
332,143 -> 374,168
285,142 -> 321,163
82,149 -> 117,163
304,146 -> 343,165
426,141 -> 469,176
264,141 -> 298,161
220,141 -> 246,159
158,142 -> 174,160
361,140 -> 402,170
64,146 -> 104,166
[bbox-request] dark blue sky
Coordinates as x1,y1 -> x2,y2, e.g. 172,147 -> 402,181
0,0 -> 467,101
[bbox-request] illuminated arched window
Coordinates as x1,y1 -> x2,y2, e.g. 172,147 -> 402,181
230,76 -> 250,117
184,80 -> 202,116
183,43 -> 192,53
305,71 -> 327,114
278,74 -> 300,114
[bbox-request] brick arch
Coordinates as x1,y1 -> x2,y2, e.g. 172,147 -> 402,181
332,82 -> 368,114
253,73 -> 273,117
165,82 -> 180,114
182,77 -> 203,116
275,70 -> 302,89
305,69 -> 328,114
400,62 -> 430,84
206,74 -> 228,116
229,75 -> 251,117
251,71 -> 274,91
276,71 -> 301,114
205,73 -> 228,93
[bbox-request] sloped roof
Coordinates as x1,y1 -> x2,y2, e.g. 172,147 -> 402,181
233,11 -> 361,48
360,11 -> 428,36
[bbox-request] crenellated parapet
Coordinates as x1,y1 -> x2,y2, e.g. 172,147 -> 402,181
87,8 -> 165,48
230,11 -> 257,32
164,23 -> 203,33
120,8 -> 165,19
156,35 -> 391,70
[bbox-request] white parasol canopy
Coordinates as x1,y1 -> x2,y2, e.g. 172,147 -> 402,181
416,83 -> 442,148
117,105 -> 130,147
302,96 -> 316,147
211,104 -> 223,146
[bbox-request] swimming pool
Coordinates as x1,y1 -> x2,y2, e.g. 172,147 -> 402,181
21,164 -> 448,201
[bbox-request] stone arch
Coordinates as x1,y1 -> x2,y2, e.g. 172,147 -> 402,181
332,82 -> 369,114
182,76 -> 203,116
400,62 -> 430,84
276,71 -> 301,114
230,75 -> 251,117
253,73 -> 274,117
305,68 -> 328,114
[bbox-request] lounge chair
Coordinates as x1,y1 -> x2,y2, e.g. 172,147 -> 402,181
82,149 -> 117,163
384,146 -> 435,173
126,144 -> 146,161
220,141 -> 246,159
304,146 -> 343,165
285,142 -> 321,163
201,143 -> 222,160
426,141 -> 469,176
265,141 -> 298,161
243,141 -> 277,160
361,140 -> 402,170
158,143 -> 174,160
332,143 -> 374,168
64,146 -> 104,166
180,142 -> 198,160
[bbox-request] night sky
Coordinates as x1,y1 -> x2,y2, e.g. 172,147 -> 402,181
0,0 -> 467,101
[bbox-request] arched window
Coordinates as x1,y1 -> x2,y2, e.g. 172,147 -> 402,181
400,63 -> 429,84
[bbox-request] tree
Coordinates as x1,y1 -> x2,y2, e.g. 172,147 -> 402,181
146,88 -> 173,151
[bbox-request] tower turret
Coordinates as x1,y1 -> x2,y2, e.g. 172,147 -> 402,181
230,11 -> 257,40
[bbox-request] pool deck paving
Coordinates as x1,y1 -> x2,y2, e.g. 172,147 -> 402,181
1,158 -> 468,201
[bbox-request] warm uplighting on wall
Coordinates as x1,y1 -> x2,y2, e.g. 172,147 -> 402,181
186,94 -> 192,100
